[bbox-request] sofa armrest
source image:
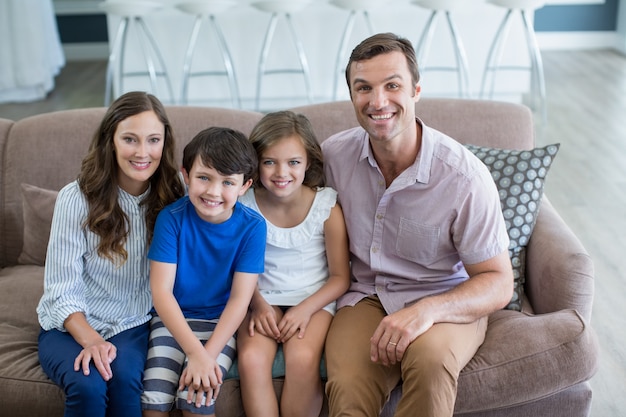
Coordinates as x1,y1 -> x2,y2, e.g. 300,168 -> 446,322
525,197 -> 594,322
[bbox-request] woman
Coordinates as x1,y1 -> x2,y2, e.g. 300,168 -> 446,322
37,91 -> 185,417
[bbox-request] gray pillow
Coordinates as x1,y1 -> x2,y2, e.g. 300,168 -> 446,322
18,183 -> 58,266
465,143 -> 560,311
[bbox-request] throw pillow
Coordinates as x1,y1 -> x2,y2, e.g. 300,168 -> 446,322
465,143 -> 560,311
18,183 -> 58,266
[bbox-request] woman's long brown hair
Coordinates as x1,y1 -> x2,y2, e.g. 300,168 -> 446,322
78,91 -> 184,264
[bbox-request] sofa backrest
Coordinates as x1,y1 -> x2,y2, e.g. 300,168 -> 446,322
0,99 -> 534,268
0,106 -> 264,268
291,99 -> 535,149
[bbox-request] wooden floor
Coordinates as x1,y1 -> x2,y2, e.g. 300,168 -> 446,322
1,49 -> 625,416
539,49 -> 626,417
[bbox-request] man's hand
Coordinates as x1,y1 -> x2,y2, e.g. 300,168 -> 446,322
369,302 -> 434,366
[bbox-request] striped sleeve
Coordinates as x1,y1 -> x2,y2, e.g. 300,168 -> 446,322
37,181 -> 90,331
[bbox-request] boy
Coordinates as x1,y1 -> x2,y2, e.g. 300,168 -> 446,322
141,127 -> 266,416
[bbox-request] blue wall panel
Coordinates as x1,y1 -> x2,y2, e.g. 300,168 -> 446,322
535,0 -> 619,31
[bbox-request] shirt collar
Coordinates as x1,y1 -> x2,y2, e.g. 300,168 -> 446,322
118,184 -> 151,204
359,118 -> 434,185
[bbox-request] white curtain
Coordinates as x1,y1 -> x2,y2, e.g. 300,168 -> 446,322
0,0 -> 65,103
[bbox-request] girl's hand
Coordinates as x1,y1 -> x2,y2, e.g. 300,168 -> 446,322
277,304 -> 312,342
179,350 -> 223,408
248,301 -> 280,339
73,339 -> 117,381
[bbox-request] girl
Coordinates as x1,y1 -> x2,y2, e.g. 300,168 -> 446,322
37,91 -> 185,417
238,110 -> 350,417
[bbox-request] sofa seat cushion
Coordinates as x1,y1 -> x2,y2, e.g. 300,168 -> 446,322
217,309 -> 598,417
0,265 -> 64,416
454,309 -> 599,413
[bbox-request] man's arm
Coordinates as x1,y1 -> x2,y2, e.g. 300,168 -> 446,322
370,250 -> 513,366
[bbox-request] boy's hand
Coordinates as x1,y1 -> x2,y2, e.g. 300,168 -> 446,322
179,350 -> 223,408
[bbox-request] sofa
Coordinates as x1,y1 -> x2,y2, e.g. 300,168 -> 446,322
0,98 -> 599,417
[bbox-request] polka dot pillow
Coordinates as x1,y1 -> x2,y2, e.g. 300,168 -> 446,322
465,143 -> 560,311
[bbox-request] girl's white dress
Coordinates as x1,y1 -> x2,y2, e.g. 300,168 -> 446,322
239,187 -> 338,315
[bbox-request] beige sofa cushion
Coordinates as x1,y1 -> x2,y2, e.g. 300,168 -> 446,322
455,309 -> 598,413
0,265 -> 64,416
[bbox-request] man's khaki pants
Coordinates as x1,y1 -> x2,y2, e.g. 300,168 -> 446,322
325,296 -> 488,417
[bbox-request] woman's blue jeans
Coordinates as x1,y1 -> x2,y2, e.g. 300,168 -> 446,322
38,323 -> 149,417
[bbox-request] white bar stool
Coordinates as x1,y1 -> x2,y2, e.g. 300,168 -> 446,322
176,1 -> 240,108
329,0 -> 390,101
100,0 -> 174,106
480,0 -> 547,123
251,1 -> 313,111
412,0 -> 471,98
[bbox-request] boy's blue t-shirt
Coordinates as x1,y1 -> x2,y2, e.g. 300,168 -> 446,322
148,196 -> 266,320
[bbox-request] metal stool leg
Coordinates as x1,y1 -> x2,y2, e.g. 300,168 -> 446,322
256,13 -> 279,111
332,10 -> 375,100
137,17 -> 174,102
212,15 -> 241,109
521,9 -> 547,124
416,10 -> 469,98
104,17 -> 129,107
333,10 -> 357,101
180,15 -> 240,108
480,8 -> 546,123
105,15 -> 174,106
480,9 -> 514,100
416,10 -> 438,67
445,11 -> 470,97
134,17 -> 160,95
180,15 -> 204,105
363,10 -> 374,34
255,13 -> 312,111
286,14 -> 313,105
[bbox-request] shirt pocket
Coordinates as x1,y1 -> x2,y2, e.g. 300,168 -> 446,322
395,218 -> 440,264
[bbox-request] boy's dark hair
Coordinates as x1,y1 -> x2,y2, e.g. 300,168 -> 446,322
183,127 -> 258,183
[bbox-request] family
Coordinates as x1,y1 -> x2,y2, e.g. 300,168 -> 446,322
36,33 -> 514,417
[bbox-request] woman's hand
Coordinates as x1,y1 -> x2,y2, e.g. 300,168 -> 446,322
73,338 -> 117,381
65,312 -> 117,381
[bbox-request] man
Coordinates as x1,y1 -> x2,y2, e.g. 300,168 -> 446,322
321,33 -> 514,417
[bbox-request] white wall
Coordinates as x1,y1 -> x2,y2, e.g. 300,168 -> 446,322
54,0 -> 620,109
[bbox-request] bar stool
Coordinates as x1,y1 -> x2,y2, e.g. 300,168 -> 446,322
176,1 -> 240,108
100,0 -> 174,106
329,0 -> 390,101
411,0 -> 470,98
251,0 -> 313,111
480,0 -> 547,123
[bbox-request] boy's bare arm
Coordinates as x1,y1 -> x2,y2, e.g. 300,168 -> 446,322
203,272 -> 258,359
